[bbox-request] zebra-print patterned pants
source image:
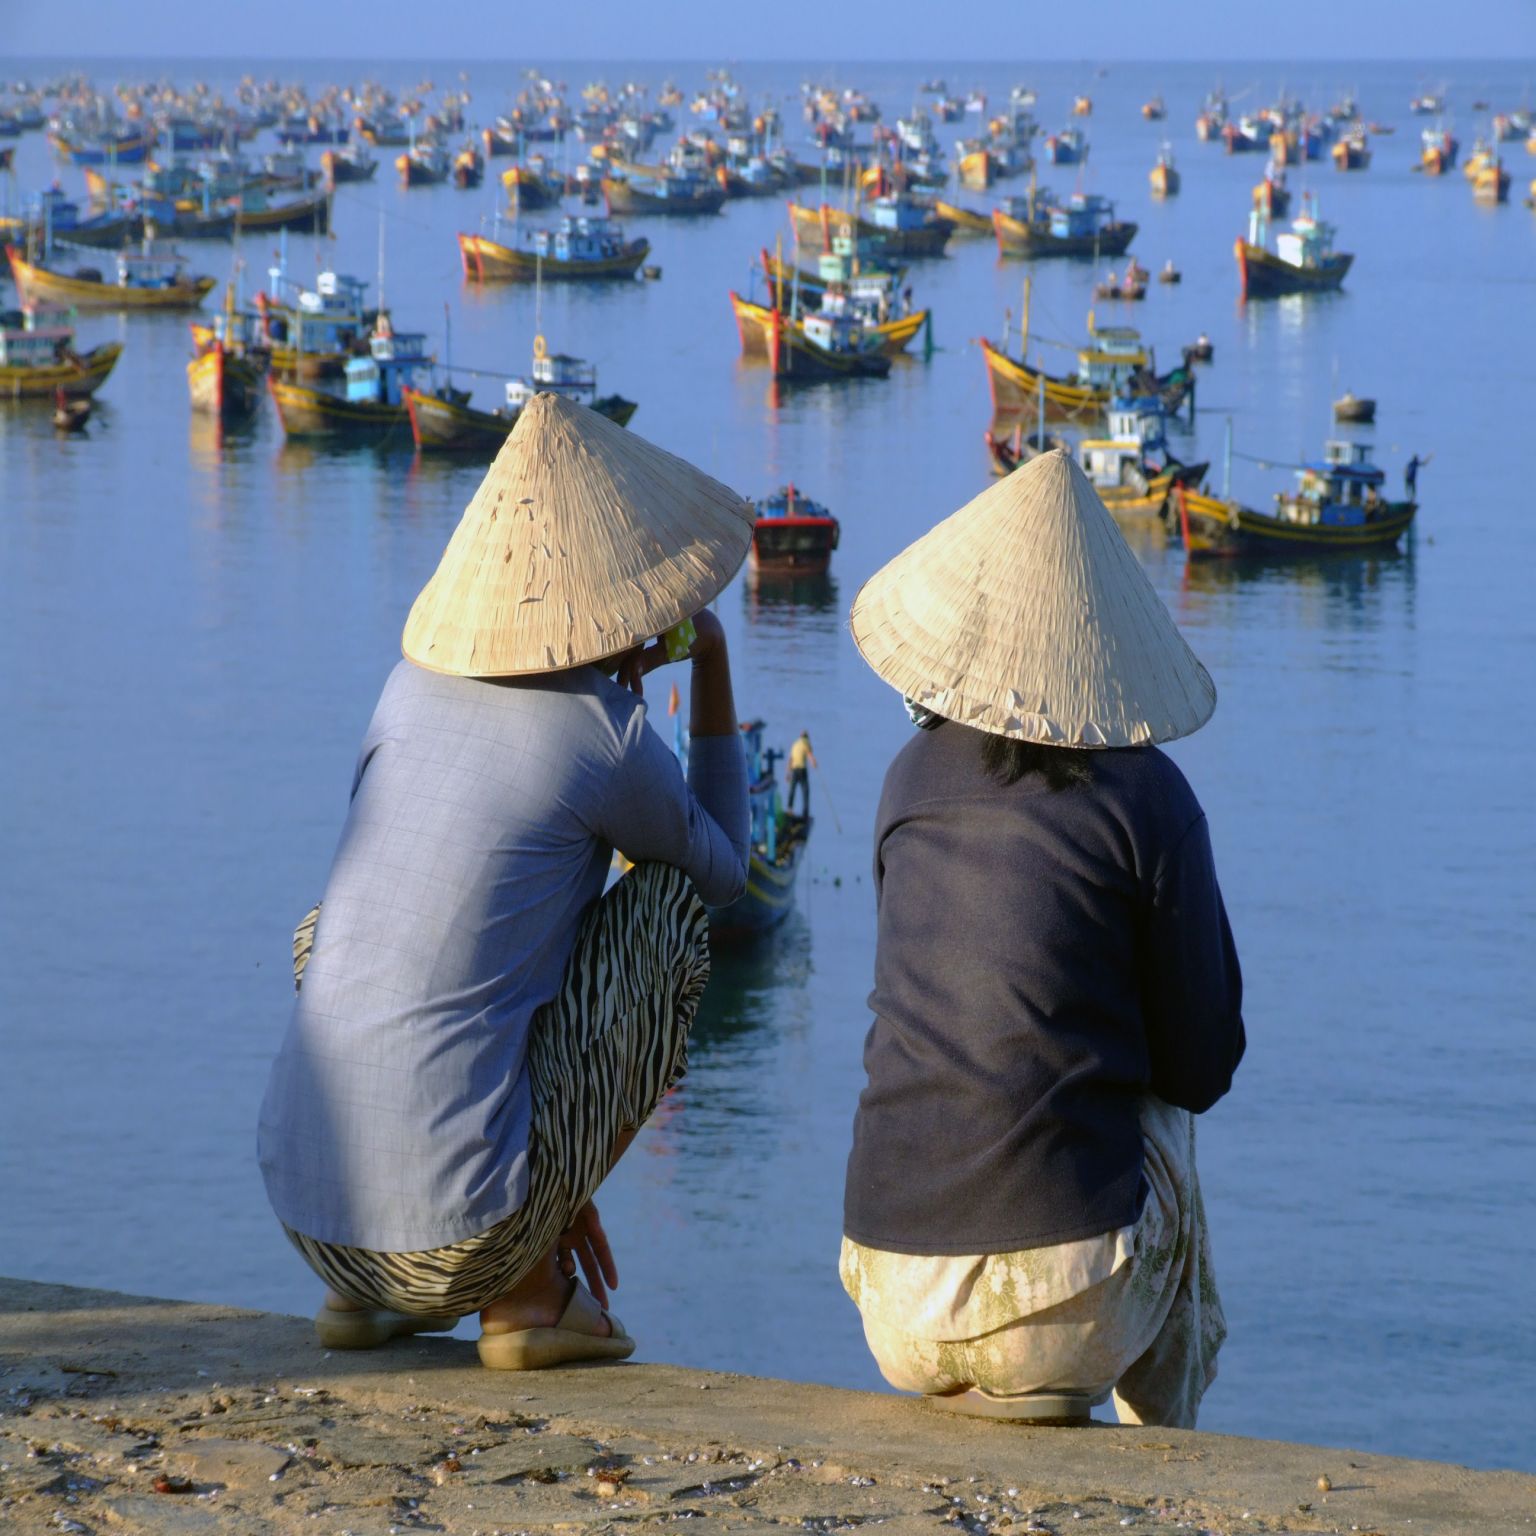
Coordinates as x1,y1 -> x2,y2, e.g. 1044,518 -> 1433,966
282,861 -> 710,1316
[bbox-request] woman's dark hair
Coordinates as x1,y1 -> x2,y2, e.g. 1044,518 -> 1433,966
978,729 -> 1094,790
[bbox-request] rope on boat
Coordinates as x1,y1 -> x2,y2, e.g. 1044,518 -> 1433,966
1229,448 -> 1311,470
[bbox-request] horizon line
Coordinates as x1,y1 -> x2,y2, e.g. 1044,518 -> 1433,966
10,51 -> 1531,64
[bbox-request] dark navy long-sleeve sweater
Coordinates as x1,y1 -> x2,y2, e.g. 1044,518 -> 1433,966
843,724 -> 1245,1256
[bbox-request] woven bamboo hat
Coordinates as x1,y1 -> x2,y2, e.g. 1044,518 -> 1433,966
849,449 -> 1215,747
403,393 -> 754,676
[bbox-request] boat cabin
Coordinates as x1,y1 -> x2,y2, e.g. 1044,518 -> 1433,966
1048,192 -> 1117,239
1277,440 -> 1388,525
802,310 -> 869,353
1075,323 -> 1148,388
0,303 -> 73,366
531,216 -> 628,262
300,270 -> 370,317
504,344 -> 600,412
343,322 -> 429,404
115,243 -> 192,289
867,195 -> 933,232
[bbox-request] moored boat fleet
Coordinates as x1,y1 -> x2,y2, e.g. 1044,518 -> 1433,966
7,66 -> 1491,544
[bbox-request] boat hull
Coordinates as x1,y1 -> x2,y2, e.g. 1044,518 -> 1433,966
707,829 -> 809,939
979,337 -> 1104,416
993,210 -> 1138,258
187,345 -> 263,418
751,518 -> 839,574
1178,486 -> 1416,556
602,177 -> 726,215
787,201 -> 952,257
0,341 -> 123,399
932,199 -> 993,235
233,192 -> 332,234
403,385 -> 636,451
268,376 -> 409,439
731,292 -> 925,360
7,247 -> 215,310
457,231 -> 650,282
1235,240 -> 1352,297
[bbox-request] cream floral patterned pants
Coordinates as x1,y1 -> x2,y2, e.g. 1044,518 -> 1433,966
840,1097 -> 1226,1428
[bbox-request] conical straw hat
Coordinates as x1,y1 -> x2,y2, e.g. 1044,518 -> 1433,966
849,449 -> 1215,747
403,393 -> 755,677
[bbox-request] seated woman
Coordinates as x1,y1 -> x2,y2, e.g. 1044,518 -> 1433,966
258,394 -> 755,1370
840,449 -> 1245,1427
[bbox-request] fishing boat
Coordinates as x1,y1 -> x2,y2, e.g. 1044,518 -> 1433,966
731,293 -> 891,382
1159,260 -> 1182,284
1223,117 -> 1266,154
6,240 -> 216,309
1333,391 -> 1376,423
602,169 -> 726,215
1149,145 -> 1180,197
502,163 -> 565,210
458,215 -> 649,282
1072,95 -> 1093,117
1473,154 -> 1511,204
1252,162 -> 1292,219
933,198 -> 992,236
1184,332 -> 1214,363
993,183 -> 1137,259
758,237 -> 906,309
979,286 -> 1192,418
320,144 -> 378,183
1418,127 -> 1459,175
751,485 -> 840,573
186,337 -> 263,418
1044,127 -> 1087,165
1142,96 -> 1167,121
402,333 -> 636,451
252,267 -> 375,378
0,186 -> 142,250
267,313 -> 431,439
988,398 -> 1207,521
1177,439 -> 1415,557
396,141 -> 450,187
229,185 -> 332,234
1332,131 -> 1371,171
49,126 -> 155,166
786,196 -> 953,258
706,720 -> 810,940
0,301 -> 123,398
452,145 -> 484,189
731,287 -> 923,360
1235,196 -> 1352,298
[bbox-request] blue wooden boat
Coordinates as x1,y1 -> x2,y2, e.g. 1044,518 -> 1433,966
704,721 -> 812,940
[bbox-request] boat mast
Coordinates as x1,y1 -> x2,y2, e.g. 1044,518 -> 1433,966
1020,275 -> 1031,364
1223,415 -> 1233,498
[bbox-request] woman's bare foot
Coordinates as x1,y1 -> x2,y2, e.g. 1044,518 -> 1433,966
480,1248 -> 613,1337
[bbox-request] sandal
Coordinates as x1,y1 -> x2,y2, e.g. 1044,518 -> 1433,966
927,1387 -> 1107,1424
477,1281 -> 635,1370
314,1305 -> 459,1350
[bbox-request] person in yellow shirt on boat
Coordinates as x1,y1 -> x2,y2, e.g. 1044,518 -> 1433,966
786,731 -> 817,817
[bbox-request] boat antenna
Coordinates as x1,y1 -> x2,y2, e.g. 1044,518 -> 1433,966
444,300 -> 452,384
377,205 -> 386,314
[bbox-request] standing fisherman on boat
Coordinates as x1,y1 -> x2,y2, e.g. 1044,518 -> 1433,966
841,450 -> 1244,1426
258,395 -> 755,1371
1405,452 -> 1432,497
786,730 -> 817,815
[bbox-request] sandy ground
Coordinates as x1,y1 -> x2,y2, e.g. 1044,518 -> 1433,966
1,1279 -> 1531,1536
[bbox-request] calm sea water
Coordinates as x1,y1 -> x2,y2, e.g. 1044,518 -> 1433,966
2,57 -> 1533,1475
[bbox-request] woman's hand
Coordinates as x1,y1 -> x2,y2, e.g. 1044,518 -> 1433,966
556,1200 -> 619,1309
616,609 -> 727,698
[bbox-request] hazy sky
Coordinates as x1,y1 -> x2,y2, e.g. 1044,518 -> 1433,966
11,0 -> 1536,62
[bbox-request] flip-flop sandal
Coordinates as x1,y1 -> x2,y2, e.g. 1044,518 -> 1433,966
477,1281 -> 635,1370
926,1387 -> 1108,1425
314,1305 -> 460,1350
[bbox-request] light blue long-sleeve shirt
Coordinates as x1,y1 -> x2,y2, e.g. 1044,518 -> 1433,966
258,661 -> 748,1252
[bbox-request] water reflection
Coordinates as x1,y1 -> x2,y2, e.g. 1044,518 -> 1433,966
743,568 -> 840,619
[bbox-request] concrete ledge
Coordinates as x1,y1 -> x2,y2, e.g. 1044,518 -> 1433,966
0,1278 -> 1530,1536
